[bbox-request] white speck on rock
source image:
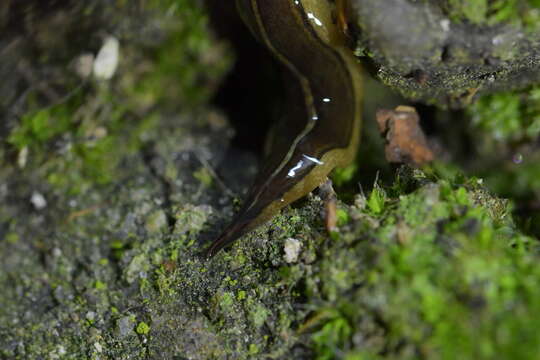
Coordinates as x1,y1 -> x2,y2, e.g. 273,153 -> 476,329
440,19 -> 450,32
284,238 -> 302,263
86,311 -> 96,321
31,191 -> 47,210
93,36 -> 120,80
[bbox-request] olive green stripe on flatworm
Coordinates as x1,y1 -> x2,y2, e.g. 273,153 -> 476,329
242,0 -> 359,211
240,0 -> 320,212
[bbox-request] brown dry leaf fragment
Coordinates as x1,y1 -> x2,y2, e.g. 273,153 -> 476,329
376,105 -> 434,166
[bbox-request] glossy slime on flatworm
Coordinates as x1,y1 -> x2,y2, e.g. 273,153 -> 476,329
205,0 -> 363,257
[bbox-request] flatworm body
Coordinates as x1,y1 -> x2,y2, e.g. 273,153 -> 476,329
205,0 -> 363,257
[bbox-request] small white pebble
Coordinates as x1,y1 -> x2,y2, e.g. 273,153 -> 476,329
93,36 -> 120,80
440,19 -> 450,32
86,311 -> 96,321
94,342 -> 103,353
284,238 -> 302,263
30,191 -> 47,210
492,35 -> 503,46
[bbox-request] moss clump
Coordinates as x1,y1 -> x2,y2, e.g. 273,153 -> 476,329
8,96 -> 80,150
469,86 -> 540,143
311,309 -> 353,360
5,0 -> 231,195
366,183 -> 386,215
303,169 -> 539,359
127,0 -> 232,110
136,322 -> 150,335
444,0 -> 540,29
8,88 -> 157,193
466,86 -> 540,225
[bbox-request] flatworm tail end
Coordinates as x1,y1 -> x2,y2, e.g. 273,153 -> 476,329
204,221 -> 248,259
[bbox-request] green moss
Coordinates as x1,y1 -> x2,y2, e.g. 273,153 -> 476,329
128,0 -> 233,109
249,303 -> 269,328
237,290 -> 247,301
145,210 -> 168,233
467,86 -> 540,217
332,163 -> 358,187
8,88 -> 158,194
94,280 -> 107,290
219,292 -> 235,312
6,0 -> 231,197
487,154 -> 540,197
306,170 -> 540,359
3,1 -> 540,359
367,184 -> 386,214
445,0 -> 540,29
336,208 -> 350,226
5,232 -> 19,244
248,343 -> 260,355
447,0 -> 489,24
312,310 -> 353,360
193,167 -> 213,187
7,96 -> 79,150
136,321 -> 151,335
469,87 -> 540,142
